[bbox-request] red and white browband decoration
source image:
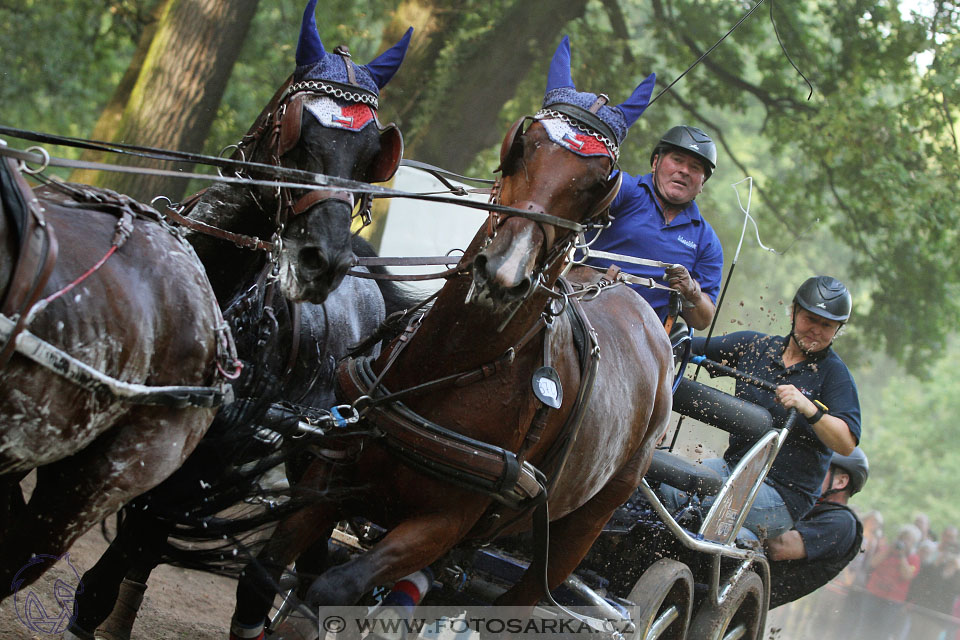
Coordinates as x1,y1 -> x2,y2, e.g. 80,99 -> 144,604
304,95 -> 377,131
537,116 -> 613,159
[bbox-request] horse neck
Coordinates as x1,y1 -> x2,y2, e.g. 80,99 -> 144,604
187,183 -> 275,304
384,269 -> 551,383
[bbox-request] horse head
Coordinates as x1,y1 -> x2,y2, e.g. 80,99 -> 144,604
470,36 -> 655,314
238,0 -> 411,303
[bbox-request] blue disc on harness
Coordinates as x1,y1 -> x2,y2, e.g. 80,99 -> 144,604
532,366 -> 564,409
330,405 -> 348,428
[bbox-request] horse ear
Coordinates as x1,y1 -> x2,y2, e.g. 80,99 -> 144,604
296,0 -> 325,66
616,72 -> 657,129
545,35 -> 575,94
363,27 -> 414,89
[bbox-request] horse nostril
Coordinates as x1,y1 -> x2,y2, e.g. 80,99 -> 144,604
508,278 -> 532,299
299,247 -> 328,274
474,254 -> 489,279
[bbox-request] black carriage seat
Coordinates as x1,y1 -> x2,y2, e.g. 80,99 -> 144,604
648,376 -> 775,497
640,379 -> 776,536
672,376 -> 773,441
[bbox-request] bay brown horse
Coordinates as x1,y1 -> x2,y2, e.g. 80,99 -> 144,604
231,40 -> 673,632
0,153 -> 227,601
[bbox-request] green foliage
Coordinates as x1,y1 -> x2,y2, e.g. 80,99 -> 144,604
0,1 -> 143,140
855,338 -> 960,533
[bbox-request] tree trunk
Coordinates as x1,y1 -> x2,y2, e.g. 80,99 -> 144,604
69,0 -> 169,187
87,0 -> 259,203
382,0 -> 591,174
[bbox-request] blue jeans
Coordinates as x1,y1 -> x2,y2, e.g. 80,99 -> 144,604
657,457 -> 795,540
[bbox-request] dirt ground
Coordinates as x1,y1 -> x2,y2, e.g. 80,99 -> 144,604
0,521 -> 238,639
1,476 -> 238,640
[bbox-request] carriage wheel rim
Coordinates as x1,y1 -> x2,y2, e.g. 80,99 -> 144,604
645,604 -> 680,640
721,622 -> 748,640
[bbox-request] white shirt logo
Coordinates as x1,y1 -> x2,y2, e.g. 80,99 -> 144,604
677,235 -> 697,249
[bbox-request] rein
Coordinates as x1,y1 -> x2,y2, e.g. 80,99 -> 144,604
0,144 -> 587,255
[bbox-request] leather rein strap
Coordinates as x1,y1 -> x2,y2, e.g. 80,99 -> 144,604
337,354 -> 544,508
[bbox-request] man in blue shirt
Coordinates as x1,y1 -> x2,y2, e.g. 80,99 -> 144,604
585,125 -> 724,330
660,276 -> 862,539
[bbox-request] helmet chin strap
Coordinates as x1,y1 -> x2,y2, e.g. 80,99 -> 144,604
788,306 -> 840,357
819,466 -> 850,501
820,467 -> 842,500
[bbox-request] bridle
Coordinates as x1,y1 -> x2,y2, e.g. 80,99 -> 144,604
232,76 -> 405,258
484,109 -> 623,294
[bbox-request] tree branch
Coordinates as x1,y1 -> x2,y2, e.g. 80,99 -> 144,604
822,163 -> 882,266
600,0 -> 635,64
668,90 -> 800,243
650,0 -> 812,114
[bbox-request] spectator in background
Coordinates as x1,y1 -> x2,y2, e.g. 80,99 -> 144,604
902,527 -> 960,640
860,524 -> 923,640
915,512 -> 935,543
839,509 -> 885,637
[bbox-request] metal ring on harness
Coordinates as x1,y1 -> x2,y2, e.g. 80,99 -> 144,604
18,146 -> 49,175
217,144 -> 246,178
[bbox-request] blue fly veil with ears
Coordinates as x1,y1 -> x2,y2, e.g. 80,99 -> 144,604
290,0 -> 413,110
537,36 -> 656,162
283,0 -> 413,182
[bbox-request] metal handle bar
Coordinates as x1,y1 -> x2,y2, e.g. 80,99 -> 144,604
690,354 -> 828,412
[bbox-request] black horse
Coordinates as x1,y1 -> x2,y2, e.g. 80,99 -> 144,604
64,4 -> 416,638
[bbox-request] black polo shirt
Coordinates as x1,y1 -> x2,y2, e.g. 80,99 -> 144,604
691,332 -> 861,521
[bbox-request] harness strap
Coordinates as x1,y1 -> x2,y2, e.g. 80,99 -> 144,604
162,196 -> 274,252
336,355 -> 543,506
291,189 -> 354,216
0,158 -> 59,368
0,312 -> 225,408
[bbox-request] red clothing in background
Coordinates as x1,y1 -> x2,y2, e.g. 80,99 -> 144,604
867,544 -> 921,603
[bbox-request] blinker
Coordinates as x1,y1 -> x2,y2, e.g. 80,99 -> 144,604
532,366 -> 563,409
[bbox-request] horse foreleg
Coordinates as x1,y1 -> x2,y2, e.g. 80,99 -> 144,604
304,509 -> 483,608
496,465 -> 647,607
67,510 -> 168,639
232,502 -> 338,637
0,472 -> 27,540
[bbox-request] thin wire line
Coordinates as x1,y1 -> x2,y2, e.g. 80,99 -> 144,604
649,0 -> 768,106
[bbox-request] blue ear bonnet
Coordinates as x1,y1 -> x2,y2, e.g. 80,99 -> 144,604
294,55 -> 382,99
542,88 -> 628,145
293,0 -> 412,106
539,36 -> 656,159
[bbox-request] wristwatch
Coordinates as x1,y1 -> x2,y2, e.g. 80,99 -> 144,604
808,405 -> 825,424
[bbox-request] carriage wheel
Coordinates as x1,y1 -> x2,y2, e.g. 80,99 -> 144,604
687,570 -> 764,640
625,558 -> 694,640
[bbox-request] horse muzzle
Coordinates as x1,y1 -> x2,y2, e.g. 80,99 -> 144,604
468,220 -> 543,310
276,239 -> 352,303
